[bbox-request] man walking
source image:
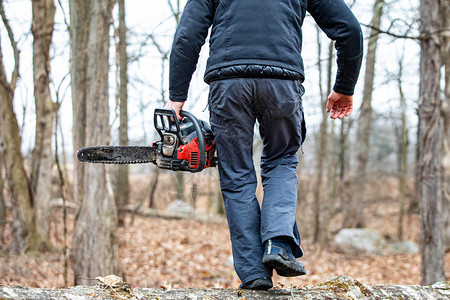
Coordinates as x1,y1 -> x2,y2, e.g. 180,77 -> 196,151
166,0 -> 363,290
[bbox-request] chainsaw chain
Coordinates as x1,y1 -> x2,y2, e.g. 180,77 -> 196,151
77,146 -> 157,165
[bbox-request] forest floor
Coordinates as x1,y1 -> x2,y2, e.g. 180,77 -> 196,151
1,173 -> 449,289
1,207 -> 449,290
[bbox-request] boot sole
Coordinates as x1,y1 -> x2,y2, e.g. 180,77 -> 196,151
240,279 -> 273,290
262,254 -> 306,277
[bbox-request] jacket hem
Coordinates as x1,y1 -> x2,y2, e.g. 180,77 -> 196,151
204,64 -> 304,84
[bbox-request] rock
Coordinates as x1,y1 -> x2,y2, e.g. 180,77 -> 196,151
225,254 -> 234,267
334,228 -> 387,255
388,241 -> 419,255
165,200 -> 195,216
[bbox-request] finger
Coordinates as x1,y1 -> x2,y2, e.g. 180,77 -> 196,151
334,107 -> 343,119
330,110 -> 338,119
326,102 -> 332,113
329,105 -> 336,118
338,108 -> 347,119
344,108 -> 352,117
344,104 -> 353,117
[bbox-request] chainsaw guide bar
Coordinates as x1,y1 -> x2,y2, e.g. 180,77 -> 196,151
77,146 -> 157,164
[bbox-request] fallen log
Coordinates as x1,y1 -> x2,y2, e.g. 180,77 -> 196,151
0,275 -> 449,299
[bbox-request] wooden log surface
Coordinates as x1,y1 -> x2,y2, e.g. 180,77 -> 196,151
1,275 -> 449,300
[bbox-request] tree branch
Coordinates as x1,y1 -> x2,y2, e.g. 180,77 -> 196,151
361,23 -> 450,41
361,23 -> 420,40
0,0 -> 20,93
57,0 -> 70,31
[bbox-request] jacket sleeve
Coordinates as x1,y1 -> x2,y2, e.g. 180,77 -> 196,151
169,0 -> 214,102
307,0 -> 363,96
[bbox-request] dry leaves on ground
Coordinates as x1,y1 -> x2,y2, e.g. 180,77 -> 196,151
0,210 -> 449,289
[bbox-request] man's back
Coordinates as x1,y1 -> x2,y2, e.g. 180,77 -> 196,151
207,0 -> 306,75
169,0 -> 362,101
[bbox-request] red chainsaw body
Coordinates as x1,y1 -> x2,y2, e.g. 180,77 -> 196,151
176,137 -> 216,169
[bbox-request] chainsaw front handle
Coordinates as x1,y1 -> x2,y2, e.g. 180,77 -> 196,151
180,110 -> 206,172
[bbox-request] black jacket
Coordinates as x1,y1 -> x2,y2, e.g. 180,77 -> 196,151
169,0 -> 363,101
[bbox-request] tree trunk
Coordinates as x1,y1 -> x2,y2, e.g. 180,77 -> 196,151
148,167 -> 159,209
214,170 -> 225,215
312,25 -> 328,244
411,113 -> 421,213
115,0 -> 129,227
321,123 -> 337,251
176,172 -> 185,201
396,56 -> 409,241
0,1 -> 39,254
172,2 -> 185,204
318,40 -> 336,249
70,0 -> 89,207
344,0 -> 384,228
0,64 -> 35,254
313,26 -> 328,243
337,119 -> 353,235
440,0 -> 450,251
70,0 -> 122,285
53,106 -> 70,287
418,0 -> 445,285
31,0 -> 56,250
0,145 -> 6,237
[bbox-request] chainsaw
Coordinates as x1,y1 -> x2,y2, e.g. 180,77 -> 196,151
77,109 -> 217,173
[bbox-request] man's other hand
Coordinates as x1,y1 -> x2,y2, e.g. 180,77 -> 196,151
326,91 -> 353,119
164,100 -> 184,121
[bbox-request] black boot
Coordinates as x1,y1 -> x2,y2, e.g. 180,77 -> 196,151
239,277 -> 273,290
262,237 -> 306,277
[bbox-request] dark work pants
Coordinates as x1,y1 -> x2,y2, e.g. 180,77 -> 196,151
208,78 -> 305,284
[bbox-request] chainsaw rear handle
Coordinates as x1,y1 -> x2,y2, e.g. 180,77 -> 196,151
154,108 -> 205,172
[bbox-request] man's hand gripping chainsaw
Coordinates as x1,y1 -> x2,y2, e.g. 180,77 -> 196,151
77,109 -> 217,173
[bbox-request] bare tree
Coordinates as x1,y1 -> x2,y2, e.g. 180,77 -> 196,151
394,54 -> 409,241
418,0 -> 445,285
115,0 -> 129,226
344,0 -> 385,228
0,143 -> 6,241
70,0 -> 88,208
312,25 -> 329,244
166,0 -> 186,203
441,0 -> 450,251
0,0 -> 40,254
54,100 -> 70,287
70,0 -> 123,285
313,26 -> 338,248
31,0 -> 56,250
144,0 -> 186,204
148,169 -> 159,209
336,118 -> 353,230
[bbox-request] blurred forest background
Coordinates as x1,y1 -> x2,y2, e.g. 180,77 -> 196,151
0,0 -> 449,290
